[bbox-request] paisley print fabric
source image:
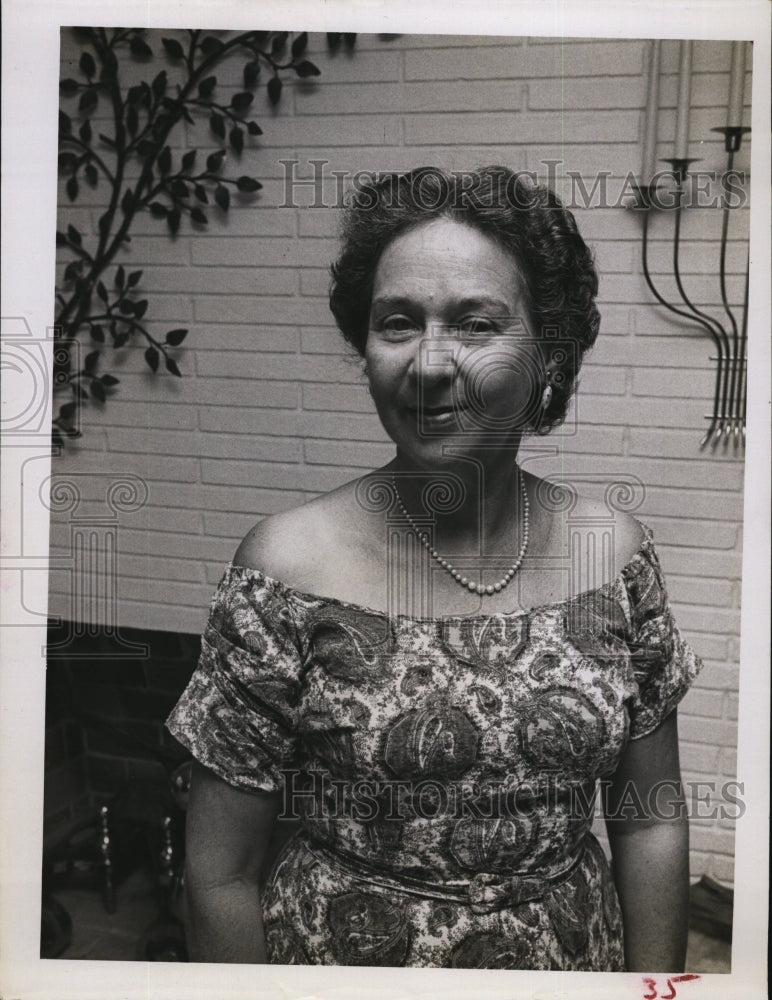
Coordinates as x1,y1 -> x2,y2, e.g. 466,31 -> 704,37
167,526 -> 702,970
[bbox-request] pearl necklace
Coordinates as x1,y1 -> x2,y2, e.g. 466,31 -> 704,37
391,469 -> 530,595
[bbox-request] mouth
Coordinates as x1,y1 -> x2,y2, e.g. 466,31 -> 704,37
406,402 -> 468,425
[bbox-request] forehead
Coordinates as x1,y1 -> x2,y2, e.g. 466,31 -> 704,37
372,217 -> 525,305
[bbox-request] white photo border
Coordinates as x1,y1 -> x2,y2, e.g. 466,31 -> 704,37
1,1 -> 769,998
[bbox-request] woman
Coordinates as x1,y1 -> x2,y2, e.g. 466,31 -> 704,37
167,166 -> 701,971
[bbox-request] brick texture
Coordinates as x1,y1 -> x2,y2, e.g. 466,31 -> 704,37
51,30 -> 750,885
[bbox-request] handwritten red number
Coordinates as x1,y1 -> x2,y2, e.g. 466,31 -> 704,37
642,973 -> 701,1000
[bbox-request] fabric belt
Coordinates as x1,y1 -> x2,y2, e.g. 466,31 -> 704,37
304,838 -> 586,915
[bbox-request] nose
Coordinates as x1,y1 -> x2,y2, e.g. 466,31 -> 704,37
408,324 -> 460,388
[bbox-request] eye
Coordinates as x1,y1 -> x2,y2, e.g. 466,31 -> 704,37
459,316 -> 498,340
376,315 -> 421,339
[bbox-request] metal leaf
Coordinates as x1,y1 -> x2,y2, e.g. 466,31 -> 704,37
144,346 -> 159,372
63,261 -> 82,283
294,60 -> 320,79
267,76 -> 282,105
100,49 -> 118,82
236,176 -> 262,192
79,51 -> 96,77
162,37 -> 185,60
271,32 -> 288,54
230,92 -> 254,112
79,88 -> 98,113
215,184 -> 230,210
243,60 -> 260,88
206,149 -> 226,173
210,112 -> 225,139
130,36 -> 153,59
198,75 -> 217,98
291,32 -> 308,58
58,151 -> 77,172
167,207 -> 181,234
152,70 -> 168,99
200,36 -> 223,56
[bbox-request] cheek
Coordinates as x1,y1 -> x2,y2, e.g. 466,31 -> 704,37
463,347 -> 538,398
364,343 -> 405,397
459,346 -> 542,424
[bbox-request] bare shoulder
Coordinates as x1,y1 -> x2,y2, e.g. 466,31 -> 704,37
232,476 -> 373,588
569,492 -> 647,572
534,477 -> 647,593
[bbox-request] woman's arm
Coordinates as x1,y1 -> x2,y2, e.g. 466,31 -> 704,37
183,760 -> 281,963
604,709 -> 690,972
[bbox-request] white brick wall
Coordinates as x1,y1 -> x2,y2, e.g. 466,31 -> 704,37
52,30 -> 750,885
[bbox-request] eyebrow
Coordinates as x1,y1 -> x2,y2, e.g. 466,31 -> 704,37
370,295 -> 520,318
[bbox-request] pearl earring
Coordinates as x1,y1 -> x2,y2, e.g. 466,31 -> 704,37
541,384 -> 553,410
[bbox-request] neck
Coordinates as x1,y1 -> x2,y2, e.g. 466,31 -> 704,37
388,446 -> 525,549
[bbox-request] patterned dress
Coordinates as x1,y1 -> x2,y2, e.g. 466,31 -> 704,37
166,526 -> 701,970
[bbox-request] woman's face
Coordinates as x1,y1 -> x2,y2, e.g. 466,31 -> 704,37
365,217 -> 541,469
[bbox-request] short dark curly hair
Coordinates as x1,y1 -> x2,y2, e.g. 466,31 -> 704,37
328,165 -> 600,432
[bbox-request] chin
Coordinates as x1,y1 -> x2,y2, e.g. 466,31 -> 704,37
395,434 -> 498,472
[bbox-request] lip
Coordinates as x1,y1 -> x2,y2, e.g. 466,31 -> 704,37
406,403 -> 468,426
406,401 -> 468,415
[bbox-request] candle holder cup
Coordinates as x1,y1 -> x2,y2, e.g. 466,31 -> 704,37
632,141 -> 750,451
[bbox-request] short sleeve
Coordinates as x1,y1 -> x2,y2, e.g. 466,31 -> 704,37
619,532 -> 703,740
165,565 -> 305,792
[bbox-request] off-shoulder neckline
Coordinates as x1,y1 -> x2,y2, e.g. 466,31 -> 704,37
224,520 -> 655,623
